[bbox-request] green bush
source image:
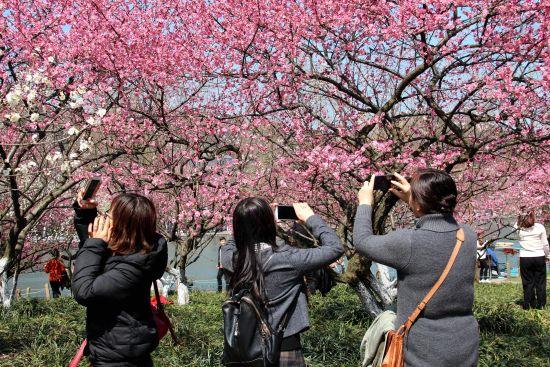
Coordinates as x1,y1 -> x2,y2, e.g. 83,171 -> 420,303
0,283 -> 548,366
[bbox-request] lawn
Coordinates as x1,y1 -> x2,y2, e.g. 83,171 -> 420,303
0,283 -> 548,366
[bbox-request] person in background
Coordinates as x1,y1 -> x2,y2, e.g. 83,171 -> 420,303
217,237 -> 229,292
515,211 -> 549,310
221,198 -> 343,366
330,257 -> 345,274
477,236 -> 489,282
44,248 -> 66,298
354,169 -> 479,367
72,190 -> 168,367
485,245 -> 501,278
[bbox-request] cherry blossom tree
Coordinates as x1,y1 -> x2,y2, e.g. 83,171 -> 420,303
199,0 -> 549,313
1,0 -> 548,316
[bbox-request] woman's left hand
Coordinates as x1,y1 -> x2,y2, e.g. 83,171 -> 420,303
358,174 -> 375,205
293,203 -> 315,223
88,215 -> 112,243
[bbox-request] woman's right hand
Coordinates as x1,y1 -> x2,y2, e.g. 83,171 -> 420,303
389,172 -> 411,204
293,203 -> 315,223
77,189 -> 98,209
88,215 -> 112,242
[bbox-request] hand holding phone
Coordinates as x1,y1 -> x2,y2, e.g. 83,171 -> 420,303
77,178 -> 101,208
358,174 -> 375,205
293,203 -> 314,222
388,172 -> 411,203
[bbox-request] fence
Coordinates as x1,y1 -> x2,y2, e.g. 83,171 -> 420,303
15,279 -> 225,301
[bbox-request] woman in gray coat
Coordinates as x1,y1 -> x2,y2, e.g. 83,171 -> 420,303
221,197 -> 343,366
354,169 -> 479,367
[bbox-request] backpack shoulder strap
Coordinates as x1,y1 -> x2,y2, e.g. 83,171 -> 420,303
403,228 -> 465,331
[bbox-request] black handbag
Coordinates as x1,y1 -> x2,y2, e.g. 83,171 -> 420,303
221,288 -> 299,367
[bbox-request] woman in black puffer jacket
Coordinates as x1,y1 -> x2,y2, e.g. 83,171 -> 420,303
72,191 -> 168,367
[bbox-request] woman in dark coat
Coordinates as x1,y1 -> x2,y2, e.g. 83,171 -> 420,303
72,191 -> 168,367
354,169 -> 479,367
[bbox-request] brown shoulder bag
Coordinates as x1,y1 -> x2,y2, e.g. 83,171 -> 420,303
382,228 -> 465,367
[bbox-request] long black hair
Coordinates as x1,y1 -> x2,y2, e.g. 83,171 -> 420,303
231,197 -> 277,303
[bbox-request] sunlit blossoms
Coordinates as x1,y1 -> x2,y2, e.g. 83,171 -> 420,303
0,0 -> 548,306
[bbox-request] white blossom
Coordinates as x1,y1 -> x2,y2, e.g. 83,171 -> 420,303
61,161 -> 71,172
69,99 -> 83,109
59,91 -> 66,101
46,151 -> 62,163
2,169 -> 10,176
27,89 -> 37,102
70,90 -> 80,100
14,161 -> 37,174
69,152 -> 79,160
6,91 -> 21,106
47,56 -> 55,64
33,72 -> 43,84
30,113 -> 40,122
9,113 -> 21,123
31,133 -> 39,142
79,139 -> 92,151
97,108 -> 107,117
86,116 -> 100,126
67,126 -> 79,136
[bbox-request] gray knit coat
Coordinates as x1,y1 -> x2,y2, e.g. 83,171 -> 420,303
354,205 -> 479,367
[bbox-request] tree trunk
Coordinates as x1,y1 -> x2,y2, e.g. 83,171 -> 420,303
179,254 -> 188,286
8,258 -> 21,303
0,256 -> 11,307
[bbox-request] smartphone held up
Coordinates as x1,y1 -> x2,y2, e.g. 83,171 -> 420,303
82,178 -> 101,200
274,205 -> 299,221
373,174 -> 411,193
373,175 -> 393,191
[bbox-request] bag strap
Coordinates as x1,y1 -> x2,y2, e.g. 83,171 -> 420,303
402,228 -> 465,331
68,338 -> 87,367
153,280 -> 179,344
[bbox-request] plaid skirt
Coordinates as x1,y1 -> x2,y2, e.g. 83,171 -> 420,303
279,349 -> 306,367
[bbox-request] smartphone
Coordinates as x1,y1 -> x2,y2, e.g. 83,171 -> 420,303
275,205 -> 298,221
373,175 -> 393,191
82,178 -> 101,200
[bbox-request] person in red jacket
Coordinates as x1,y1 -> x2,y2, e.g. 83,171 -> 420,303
44,249 -> 65,298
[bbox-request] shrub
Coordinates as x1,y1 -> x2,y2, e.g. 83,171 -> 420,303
0,283 -> 547,366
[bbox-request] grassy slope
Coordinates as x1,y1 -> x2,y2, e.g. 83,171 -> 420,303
0,283 -> 548,367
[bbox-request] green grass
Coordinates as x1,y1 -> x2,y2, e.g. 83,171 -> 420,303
0,283 -> 548,366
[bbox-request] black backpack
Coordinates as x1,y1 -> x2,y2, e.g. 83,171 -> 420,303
222,289 -> 298,367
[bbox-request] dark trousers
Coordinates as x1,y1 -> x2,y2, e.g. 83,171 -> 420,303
479,259 -> 489,280
50,281 -> 61,298
520,256 -> 547,309
217,268 -> 228,292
